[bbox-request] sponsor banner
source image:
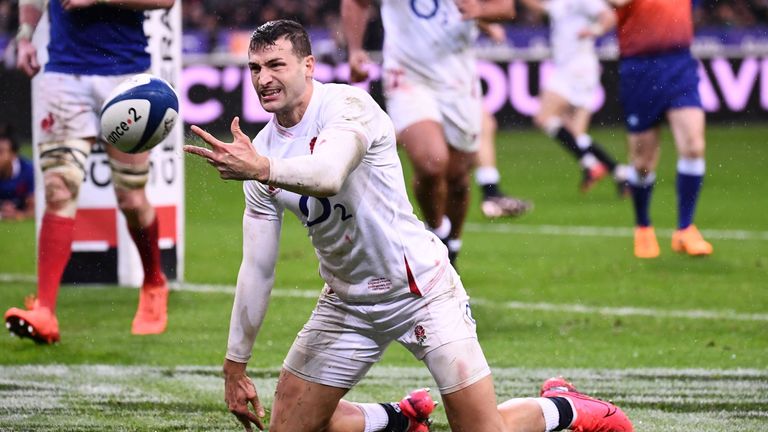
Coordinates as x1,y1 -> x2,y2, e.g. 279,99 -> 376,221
181,57 -> 768,132
30,6 -> 184,286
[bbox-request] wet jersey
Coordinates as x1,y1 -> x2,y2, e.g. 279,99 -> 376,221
243,81 -> 448,303
546,0 -> 609,65
380,0 -> 478,91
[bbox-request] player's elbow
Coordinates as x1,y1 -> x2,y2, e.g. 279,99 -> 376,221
313,177 -> 344,197
154,0 -> 175,9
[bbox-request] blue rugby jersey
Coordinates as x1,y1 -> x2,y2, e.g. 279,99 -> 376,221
45,0 -> 150,75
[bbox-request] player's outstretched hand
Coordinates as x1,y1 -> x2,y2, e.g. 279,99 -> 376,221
16,39 -> 40,77
223,360 -> 266,432
185,117 -> 270,181
348,49 -> 371,83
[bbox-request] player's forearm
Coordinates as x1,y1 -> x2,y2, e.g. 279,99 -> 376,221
341,0 -> 371,52
17,0 -> 44,41
225,214 -> 279,363
267,130 -> 366,197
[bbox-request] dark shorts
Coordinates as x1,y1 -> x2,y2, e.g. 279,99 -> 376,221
619,49 -> 702,133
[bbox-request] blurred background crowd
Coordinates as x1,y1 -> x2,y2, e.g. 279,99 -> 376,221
1,0 -> 768,58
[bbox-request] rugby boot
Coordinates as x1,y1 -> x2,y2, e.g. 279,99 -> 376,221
634,226 -> 659,259
131,276 -> 169,335
398,388 -> 438,432
481,194 -> 534,219
540,377 -> 634,432
671,225 -> 713,256
580,163 -> 608,193
4,296 -> 60,344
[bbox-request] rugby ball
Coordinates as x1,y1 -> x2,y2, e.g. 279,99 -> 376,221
100,73 -> 179,154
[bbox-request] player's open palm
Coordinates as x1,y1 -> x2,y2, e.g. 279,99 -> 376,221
185,117 -> 270,181
224,371 -> 266,431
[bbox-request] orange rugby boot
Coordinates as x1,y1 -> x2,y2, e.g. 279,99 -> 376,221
4,296 -> 60,344
540,377 -> 634,432
131,277 -> 169,335
634,226 -> 659,259
580,163 -> 609,193
671,225 -> 713,256
398,388 -> 438,432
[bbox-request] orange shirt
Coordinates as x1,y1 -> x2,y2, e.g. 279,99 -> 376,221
616,0 -> 693,57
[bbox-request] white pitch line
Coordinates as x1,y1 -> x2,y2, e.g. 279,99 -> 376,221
465,223 -> 768,241
2,273 -> 766,323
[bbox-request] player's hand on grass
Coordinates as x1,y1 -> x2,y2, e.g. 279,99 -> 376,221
15,39 -> 40,77
348,49 -> 371,83
224,359 -> 266,432
185,117 -> 270,182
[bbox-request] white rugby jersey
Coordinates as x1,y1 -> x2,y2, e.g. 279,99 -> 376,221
380,0 -> 479,91
243,81 -> 448,302
546,0 -> 609,65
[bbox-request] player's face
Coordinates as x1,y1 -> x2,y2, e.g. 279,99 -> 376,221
248,37 -> 314,119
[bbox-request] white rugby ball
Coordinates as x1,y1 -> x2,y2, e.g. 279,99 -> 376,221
100,73 -> 179,154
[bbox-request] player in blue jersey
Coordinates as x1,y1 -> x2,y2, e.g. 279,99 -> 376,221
610,0 -> 713,258
0,124 -> 35,221
4,0 -> 175,344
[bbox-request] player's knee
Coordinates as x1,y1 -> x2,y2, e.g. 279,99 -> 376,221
414,157 -> 449,180
39,139 -> 90,207
43,172 -> 78,213
115,188 -> 149,215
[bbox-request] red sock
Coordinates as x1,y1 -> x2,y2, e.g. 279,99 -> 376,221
37,213 -> 76,312
129,215 -> 165,287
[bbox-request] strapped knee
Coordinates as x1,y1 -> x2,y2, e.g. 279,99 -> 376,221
109,158 -> 150,189
39,139 -> 91,197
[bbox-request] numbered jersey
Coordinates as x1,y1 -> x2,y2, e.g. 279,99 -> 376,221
243,81 -> 449,302
380,0 -> 478,90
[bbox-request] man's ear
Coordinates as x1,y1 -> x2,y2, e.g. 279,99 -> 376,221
304,55 -> 316,78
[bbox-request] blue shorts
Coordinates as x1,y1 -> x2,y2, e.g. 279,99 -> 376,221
619,49 -> 702,133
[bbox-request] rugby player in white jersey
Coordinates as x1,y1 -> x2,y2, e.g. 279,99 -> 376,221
342,0 -> 525,265
185,19 -> 633,432
522,0 -> 630,193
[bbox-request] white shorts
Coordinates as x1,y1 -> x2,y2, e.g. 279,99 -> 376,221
544,58 -> 600,109
35,72 -> 138,143
384,69 -> 482,153
283,266 -> 491,394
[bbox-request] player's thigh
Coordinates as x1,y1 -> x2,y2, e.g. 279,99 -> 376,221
667,107 -> 706,158
628,128 -> 661,172
438,85 -> 482,154
270,368 -> 349,432
36,72 -> 101,142
283,288 -> 388,389
441,375 -> 505,432
398,120 -> 450,178
536,90 -> 571,125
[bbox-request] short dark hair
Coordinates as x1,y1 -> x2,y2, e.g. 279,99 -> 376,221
249,19 -> 312,59
0,123 -> 19,153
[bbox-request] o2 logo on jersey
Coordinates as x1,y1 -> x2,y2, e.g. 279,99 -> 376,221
411,0 -> 438,19
299,196 -> 353,227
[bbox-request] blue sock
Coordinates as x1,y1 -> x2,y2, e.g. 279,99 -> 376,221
628,168 -> 656,227
676,158 -> 705,229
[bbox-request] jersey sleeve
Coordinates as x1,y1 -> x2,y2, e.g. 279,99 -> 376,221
244,135 -> 281,220
583,0 -> 610,17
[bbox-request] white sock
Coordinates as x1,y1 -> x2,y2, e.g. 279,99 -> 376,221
575,134 -> 592,150
429,216 -> 451,240
447,238 -> 462,253
677,157 -> 705,175
355,403 -> 389,432
627,166 -> 656,186
579,153 -> 599,169
544,117 -> 562,137
535,397 -> 564,432
475,166 -> 501,186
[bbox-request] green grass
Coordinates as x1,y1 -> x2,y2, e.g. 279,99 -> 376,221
1,124 -> 767,430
